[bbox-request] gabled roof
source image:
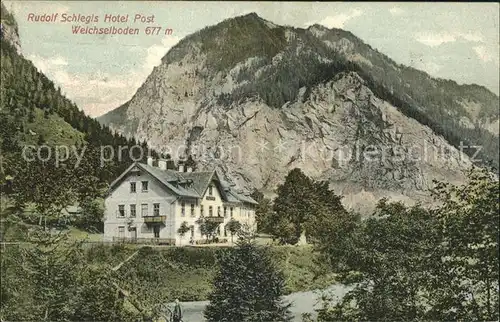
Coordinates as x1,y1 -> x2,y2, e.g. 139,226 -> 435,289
231,190 -> 259,205
141,164 -> 199,198
224,189 -> 241,203
108,162 -> 198,198
108,162 -> 258,205
181,171 -> 217,196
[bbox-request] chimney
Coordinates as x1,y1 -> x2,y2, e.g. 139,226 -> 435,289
158,159 -> 167,170
178,164 -> 184,172
186,166 -> 193,173
147,157 -> 153,166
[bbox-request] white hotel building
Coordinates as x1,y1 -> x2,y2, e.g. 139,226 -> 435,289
103,158 -> 258,245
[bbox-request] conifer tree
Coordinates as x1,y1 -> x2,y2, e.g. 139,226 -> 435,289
204,234 -> 292,322
11,156 -> 77,229
1,230 -> 132,321
20,230 -> 80,321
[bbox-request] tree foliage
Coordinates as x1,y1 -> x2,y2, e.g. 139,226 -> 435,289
0,230 -> 134,321
8,150 -> 106,230
270,168 -> 346,245
204,235 -> 292,322
253,197 -> 274,234
428,168 -> 499,320
177,221 -> 191,237
225,218 -> 242,243
312,168 -> 499,321
0,37 -> 159,189
196,217 -> 220,242
177,221 -> 191,245
0,36 -> 164,232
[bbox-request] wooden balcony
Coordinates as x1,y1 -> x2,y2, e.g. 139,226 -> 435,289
143,215 -> 167,224
204,216 -> 224,223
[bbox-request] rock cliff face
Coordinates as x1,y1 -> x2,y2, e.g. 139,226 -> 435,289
99,13 -> 497,213
1,2 -> 21,54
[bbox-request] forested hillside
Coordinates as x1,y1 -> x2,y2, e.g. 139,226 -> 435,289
0,33 -> 164,234
0,38 -> 158,186
319,26 -> 500,170
210,16 -> 499,169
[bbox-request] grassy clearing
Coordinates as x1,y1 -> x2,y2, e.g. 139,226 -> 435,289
271,245 -> 336,294
81,242 -> 335,302
1,220 -> 334,302
67,227 -> 102,242
21,108 -> 85,146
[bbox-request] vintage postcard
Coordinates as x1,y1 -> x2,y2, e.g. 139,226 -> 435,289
0,1 -> 498,321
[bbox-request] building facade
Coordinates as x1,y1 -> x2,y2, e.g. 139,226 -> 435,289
103,158 -> 258,245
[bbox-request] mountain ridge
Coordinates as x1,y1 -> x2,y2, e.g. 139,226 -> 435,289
100,12 -> 498,160
97,12 -> 498,212
101,12 -> 499,118
101,23 -> 499,121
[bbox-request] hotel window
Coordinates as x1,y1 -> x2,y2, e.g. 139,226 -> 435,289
118,226 -> 125,237
141,181 -> 148,192
230,207 -> 234,218
181,201 -> 185,217
130,182 -> 136,193
118,205 -> 125,217
191,204 -> 195,217
153,203 -> 160,216
141,204 -> 148,217
224,206 -> 227,217
217,206 -> 221,217
209,206 -> 213,216
200,205 -> 204,217
130,204 -> 136,217
208,185 -> 213,196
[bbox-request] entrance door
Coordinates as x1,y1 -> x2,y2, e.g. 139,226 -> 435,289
153,226 -> 160,238
130,227 -> 137,240
118,226 -> 125,238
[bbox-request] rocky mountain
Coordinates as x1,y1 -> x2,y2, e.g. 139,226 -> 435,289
99,13 -> 498,213
0,2 -> 21,54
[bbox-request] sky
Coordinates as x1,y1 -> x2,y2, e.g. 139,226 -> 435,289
4,1 -> 499,117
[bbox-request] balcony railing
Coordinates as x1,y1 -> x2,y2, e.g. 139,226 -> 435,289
204,216 -> 224,223
143,215 -> 167,223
